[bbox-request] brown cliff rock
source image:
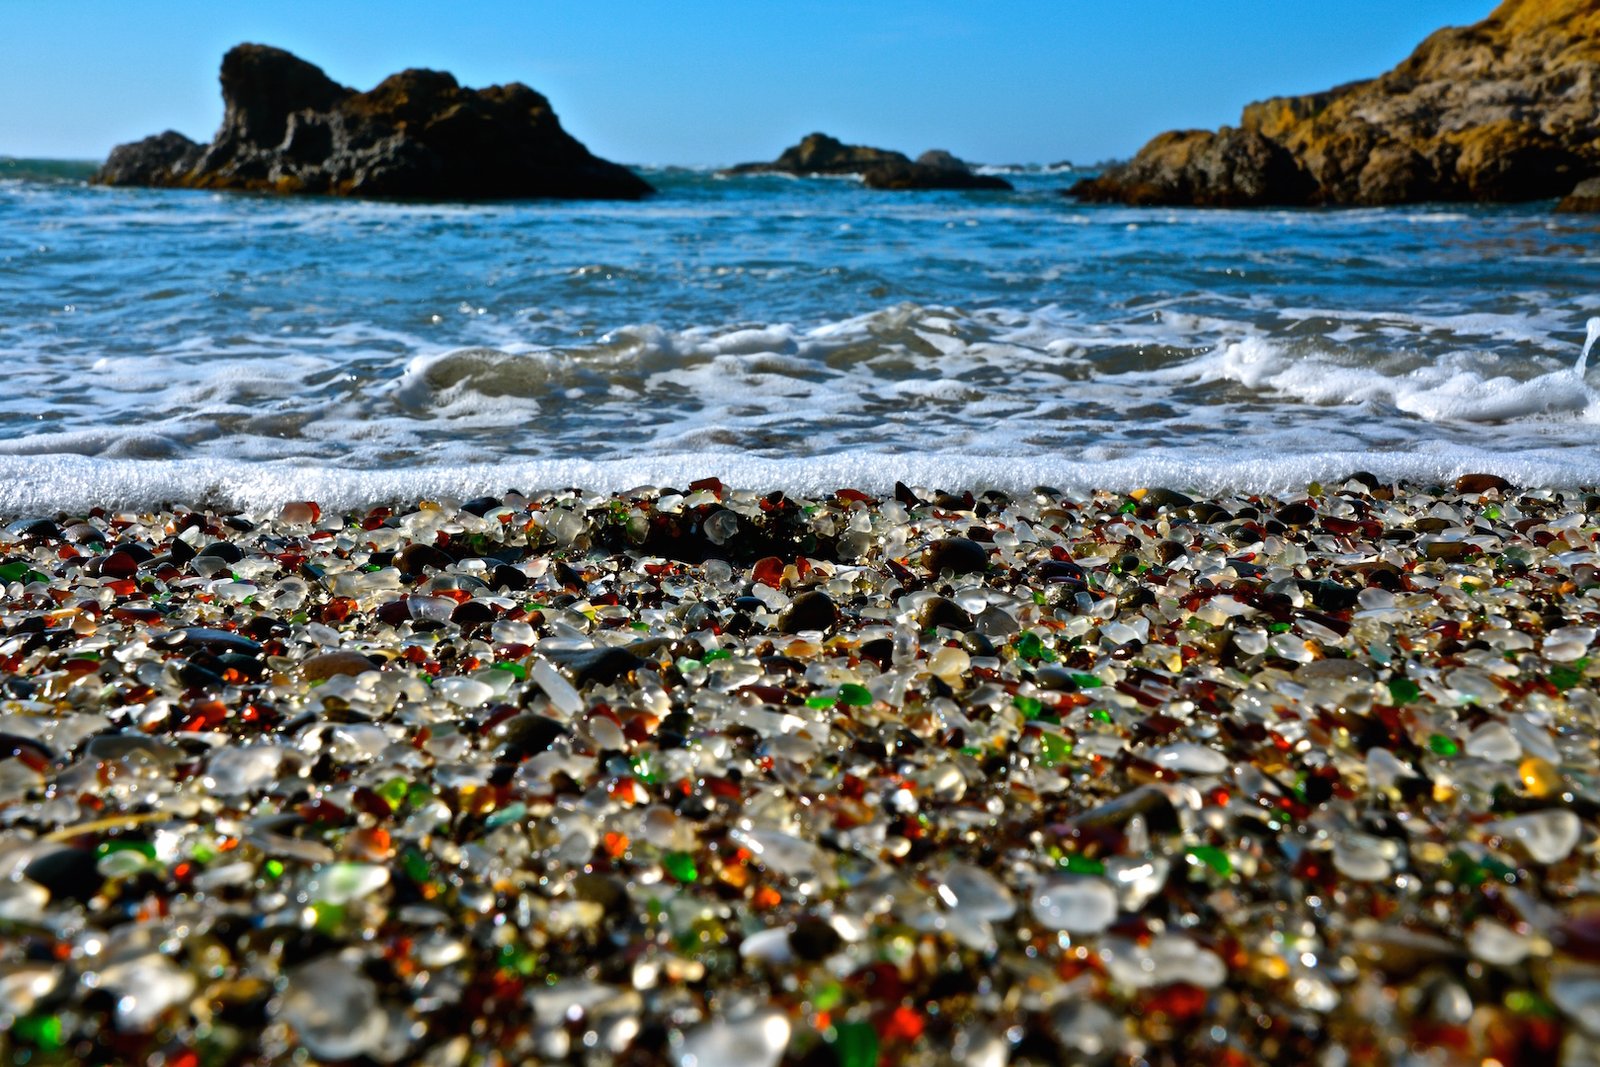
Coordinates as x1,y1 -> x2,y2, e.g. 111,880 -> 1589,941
1071,0 -> 1600,206
1558,176 -> 1600,210
95,44 -> 653,201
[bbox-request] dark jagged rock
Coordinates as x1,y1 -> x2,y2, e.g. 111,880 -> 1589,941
862,149 -> 1013,191
1558,176 -> 1600,212
95,44 -> 652,201
726,136 -> 1012,191
723,132 -> 910,177
1070,0 -> 1600,207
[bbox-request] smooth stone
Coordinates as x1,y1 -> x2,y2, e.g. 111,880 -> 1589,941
204,745 -> 287,795
0,879 -> 49,922
99,953 -> 197,1031
730,828 -> 822,878
1465,721 -> 1522,762
432,676 -> 495,708
1456,473 -> 1512,495
675,1008 -> 791,1067
937,862 -> 1017,922
777,590 -> 837,634
550,645 -> 646,686
176,627 -> 263,655
278,956 -> 387,1060
738,926 -> 794,964
1493,810 -> 1583,864
308,862 -> 390,905
197,540 -> 244,563
924,537 -> 988,576
1550,967 -> 1600,1036
5,518 -> 61,540
1031,878 -> 1118,934
396,543 -> 454,577
300,649 -> 378,681
1100,934 -> 1226,989
1105,855 -> 1171,912
1146,743 -> 1230,775
1467,919 -> 1534,966
919,595 -> 974,631
788,916 -> 843,961
23,846 -> 102,904
492,713 -> 566,761
531,657 -> 584,717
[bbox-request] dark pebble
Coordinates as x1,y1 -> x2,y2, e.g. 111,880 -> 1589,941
857,638 -> 895,668
451,600 -> 496,627
62,523 -> 106,545
778,590 -> 838,634
924,537 -> 987,576
197,541 -> 244,564
557,646 -> 647,687
96,551 -> 141,580
1033,665 -> 1081,691
1298,579 -> 1360,612
1274,502 -> 1316,526
572,873 -> 629,916
1137,487 -> 1194,510
1036,558 -> 1086,585
24,846 -> 102,904
460,495 -> 503,517
960,632 -> 996,657
788,916 -> 843,961
491,564 -> 528,592
396,543 -> 454,577
173,627 -> 263,656
376,599 -> 411,626
5,518 -> 61,541
1455,473 -> 1512,495
919,595 -> 973,631
492,714 -> 566,761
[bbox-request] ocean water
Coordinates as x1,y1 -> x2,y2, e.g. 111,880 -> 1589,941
3,162 -> 1600,511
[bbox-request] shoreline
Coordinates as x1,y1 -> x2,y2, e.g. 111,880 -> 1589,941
10,448 -> 1600,515
2,478 -> 1598,1063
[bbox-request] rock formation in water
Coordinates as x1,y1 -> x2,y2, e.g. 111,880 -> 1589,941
862,150 -> 1014,191
94,44 -> 653,201
1558,176 -> 1600,211
724,133 -> 1012,190
1070,0 -> 1600,206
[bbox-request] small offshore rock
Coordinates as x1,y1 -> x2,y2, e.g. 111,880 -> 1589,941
1558,176 -> 1600,213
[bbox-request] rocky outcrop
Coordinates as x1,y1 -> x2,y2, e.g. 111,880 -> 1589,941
1071,0 -> 1600,206
862,150 -> 1013,191
95,44 -> 652,201
723,133 -> 911,177
1558,176 -> 1600,211
725,134 -> 1011,190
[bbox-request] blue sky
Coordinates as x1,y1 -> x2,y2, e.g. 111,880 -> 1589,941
2,1 -> 1493,166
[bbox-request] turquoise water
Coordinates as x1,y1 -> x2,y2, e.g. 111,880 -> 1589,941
2,164 -> 1600,508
